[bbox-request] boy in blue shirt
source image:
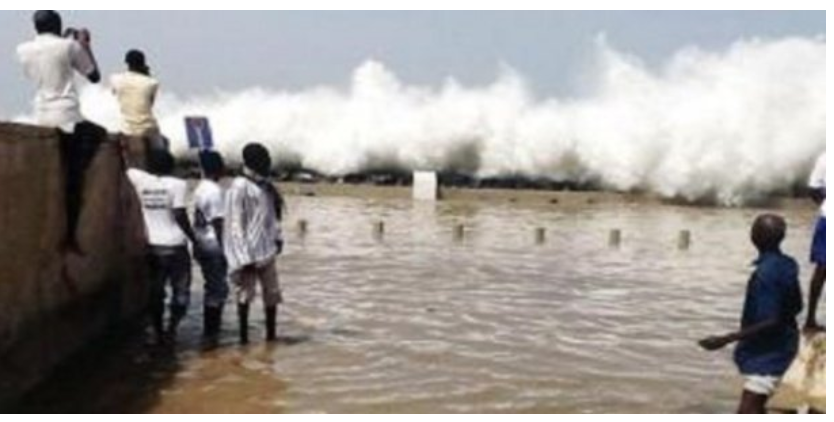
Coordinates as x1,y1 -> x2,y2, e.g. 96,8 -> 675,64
805,152 -> 825,331
700,214 -> 803,414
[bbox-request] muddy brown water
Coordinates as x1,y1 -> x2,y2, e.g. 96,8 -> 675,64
14,195 -> 825,413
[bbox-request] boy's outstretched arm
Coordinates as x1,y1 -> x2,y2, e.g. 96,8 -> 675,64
698,318 -> 781,351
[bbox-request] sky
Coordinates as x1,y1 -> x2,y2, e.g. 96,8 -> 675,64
0,10 -> 825,116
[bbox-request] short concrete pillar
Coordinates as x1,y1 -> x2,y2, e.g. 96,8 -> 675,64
373,221 -> 385,240
609,229 -> 622,248
535,228 -> 546,245
678,230 -> 692,251
298,219 -> 308,238
453,224 -> 465,242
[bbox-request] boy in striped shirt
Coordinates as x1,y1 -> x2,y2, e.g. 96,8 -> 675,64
224,143 -> 284,345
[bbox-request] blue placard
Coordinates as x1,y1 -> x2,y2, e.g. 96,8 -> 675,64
185,117 -> 214,150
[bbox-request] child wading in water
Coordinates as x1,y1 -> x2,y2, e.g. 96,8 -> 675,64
224,143 -> 285,345
699,214 -> 803,414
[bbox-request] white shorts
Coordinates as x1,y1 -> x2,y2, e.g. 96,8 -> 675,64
230,258 -> 282,307
744,375 -> 781,396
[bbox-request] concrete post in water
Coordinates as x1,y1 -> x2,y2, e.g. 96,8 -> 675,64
535,227 -> 546,245
298,219 -> 308,239
609,229 -> 622,248
678,230 -> 692,251
373,220 -> 385,240
454,224 -> 465,242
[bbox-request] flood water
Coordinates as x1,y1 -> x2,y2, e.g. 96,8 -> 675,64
16,195 -> 825,413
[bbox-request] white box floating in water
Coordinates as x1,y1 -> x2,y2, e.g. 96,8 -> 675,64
412,171 -> 439,201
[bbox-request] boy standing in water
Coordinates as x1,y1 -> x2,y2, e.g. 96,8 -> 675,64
193,151 -> 229,346
224,143 -> 285,345
700,214 -> 803,414
805,152 -> 825,331
127,149 -> 196,345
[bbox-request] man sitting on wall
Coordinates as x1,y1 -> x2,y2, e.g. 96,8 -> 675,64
17,10 -> 104,254
111,49 -> 168,151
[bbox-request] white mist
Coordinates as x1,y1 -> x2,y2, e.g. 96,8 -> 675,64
73,36 -> 826,205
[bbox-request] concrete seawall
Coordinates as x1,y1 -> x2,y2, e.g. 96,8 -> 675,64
0,122 -> 149,409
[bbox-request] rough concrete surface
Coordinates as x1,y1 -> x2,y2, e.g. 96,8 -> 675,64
0,122 -> 149,409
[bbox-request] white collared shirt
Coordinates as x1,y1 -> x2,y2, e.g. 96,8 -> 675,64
223,176 -> 283,274
17,34 -> 96,131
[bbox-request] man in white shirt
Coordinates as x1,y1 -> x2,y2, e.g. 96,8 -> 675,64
805,152 -> 825,331
224,143 -> 285,345
17,10 -> 100,130
111,49 -> 164,149
127,149 -> 196,345
193,151 -> 229,346
17,10 -> 103,254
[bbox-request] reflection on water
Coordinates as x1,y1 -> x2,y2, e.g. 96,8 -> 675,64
16,196 -> 824,413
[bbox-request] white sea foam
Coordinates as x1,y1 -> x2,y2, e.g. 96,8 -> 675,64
65,36 -> 826,204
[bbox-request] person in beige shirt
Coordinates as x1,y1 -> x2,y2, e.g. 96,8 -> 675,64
111,49 -> 164,147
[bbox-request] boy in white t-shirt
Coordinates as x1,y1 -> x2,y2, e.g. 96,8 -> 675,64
805,152 -> 825,331
127,149 -> 196,345
193,151 -> 229,346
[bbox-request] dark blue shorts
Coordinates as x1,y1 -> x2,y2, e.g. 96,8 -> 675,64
811,217 -> 825,265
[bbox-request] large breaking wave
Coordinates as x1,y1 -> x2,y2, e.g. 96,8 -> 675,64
13,36 -> 825,205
